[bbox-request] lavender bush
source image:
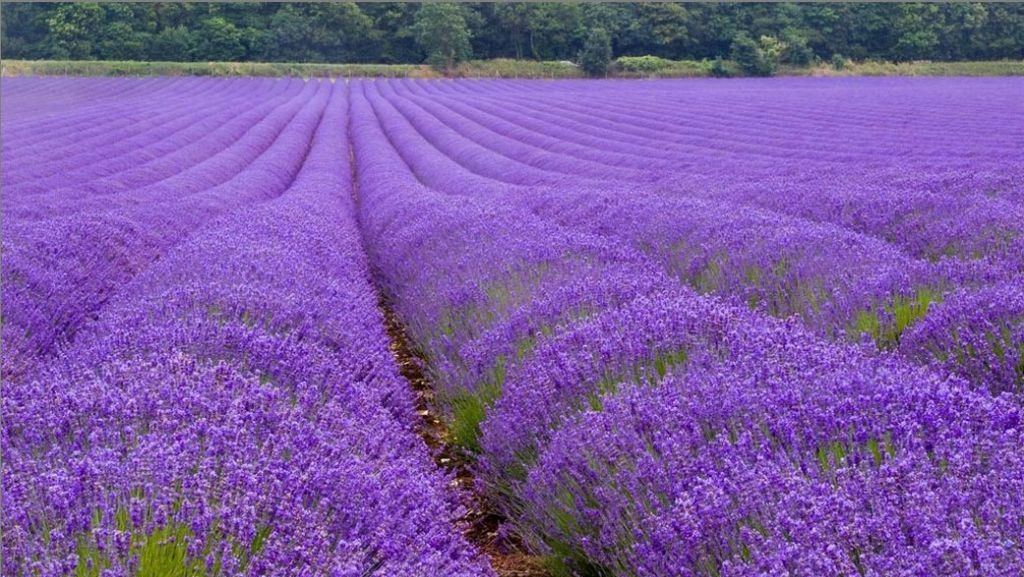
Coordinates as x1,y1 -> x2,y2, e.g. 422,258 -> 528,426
2,79 -> 490,577
350,77 -> 1024,575
4,75 -> 1022,576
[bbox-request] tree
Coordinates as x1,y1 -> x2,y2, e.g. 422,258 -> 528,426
581,4 -> 633,52
3,2 -> 1024,66
45,3 -> 103,59
730,31 -> 776,76
362,3 -> 419,64
149,26 -> 195,62
263,4 -> 313,61
892,4 -> 941,61
529,3 -> 584,61
978,5 -> 1024,60
412,3 -> 472,70
578,28 -> 612,76
309,3 -> 378,63
96,21 -> 147,60
941,3 -> 988,60
633,3 -> 690,58
495,3 -> 532,59
758,34 -> 786,66
95,4 -> 150,61
781,28 -> 815,66
195,16 -> 244,61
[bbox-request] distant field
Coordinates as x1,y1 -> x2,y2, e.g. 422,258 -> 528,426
0,59 -> 427,78
789,58 -> 1024,77
3,57 -> 1024,78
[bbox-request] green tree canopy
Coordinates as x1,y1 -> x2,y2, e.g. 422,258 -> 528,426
196,16 -> 244,61
579,28 -> 612,76
45,3 -> 104,59
1,3 -> 1021,65
731,32 -> 777,76
412,3 -> 472,70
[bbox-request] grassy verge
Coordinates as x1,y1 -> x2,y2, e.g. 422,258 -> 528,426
0,59 -> 431,78
2,58 -> 1022,79
452,58 -> 584,79
784,59 -> 1024,77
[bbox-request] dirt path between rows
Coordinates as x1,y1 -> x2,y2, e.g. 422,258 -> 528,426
348,113 -> 547,576
378,300 -> 550,577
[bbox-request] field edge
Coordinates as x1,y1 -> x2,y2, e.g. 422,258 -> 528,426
3,58 -> 1024,79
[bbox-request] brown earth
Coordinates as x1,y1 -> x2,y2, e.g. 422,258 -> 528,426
378,299 -> 550,577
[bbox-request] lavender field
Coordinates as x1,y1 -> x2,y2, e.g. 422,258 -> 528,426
3,76 -> 1023,577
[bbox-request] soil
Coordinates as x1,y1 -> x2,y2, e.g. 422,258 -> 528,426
353,129 -> 548,577
378,299 -> 550,577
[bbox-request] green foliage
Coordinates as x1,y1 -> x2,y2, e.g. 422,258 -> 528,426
634,3 -> 690,56
453,58 -> 584,79
542,549 -> 615,577
75,504 -> 272,577
893,4 -> 942,61
781,29 -> 816,66
853,288 -> 941,349
97,21 -> 148,61
412,3 -> 472,71
3,3 -> 1024,67
615,54 -> 672,74
196,17 -> 244,61
6,57 -> 1024,81
578,28 -> 612,76
526,3 -> 586,61
75,517 -> 206,577
149,26 -> 195,62
730,32 -> 776,76
709,57 -> 733,78
832,53 -> 848,70
1,59 -> 425,78
607,56 -> 714,78
263,4 -> 378,63
758,35 -> 787,64
448,355 -> 505,452
45,3 -> 103,59
262,4 -> 312,62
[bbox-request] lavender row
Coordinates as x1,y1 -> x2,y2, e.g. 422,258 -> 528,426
2,78 -> 241,165
448,78 -> 1022,169
351,79 -> 663,412
454,80 -> 1024,392
376,77 -> 1015,270
371,79 -> 936,332
2,80 -> 327,380
411,78 -> 1024,261
4,82 -> 310,220
413,79 -> 1024,214
1,76 -> 169,129
3,80 -> 296,195
352,78 -> 1024,575
521,328 -> 1024,576
2,81 -> 490,577
365,80 -> 1021,393
2,77 -> 266,144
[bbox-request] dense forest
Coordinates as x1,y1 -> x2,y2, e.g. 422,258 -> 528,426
3,2 -> 1023,67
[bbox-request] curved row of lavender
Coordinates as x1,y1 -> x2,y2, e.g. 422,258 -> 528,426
5,74 -> 1022,576
367,77 -> 1024,396
2,79 -> 491,576
351,77 -> 1024,576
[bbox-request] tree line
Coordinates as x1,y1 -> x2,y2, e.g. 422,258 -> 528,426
3,2 -> 1022,70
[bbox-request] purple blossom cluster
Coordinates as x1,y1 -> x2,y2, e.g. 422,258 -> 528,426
350,77 -> 1024,575
902,278 -> 1024,395
2,79 -> 490,576
4,74 -> 1023,577
360,77 -> 1024,393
